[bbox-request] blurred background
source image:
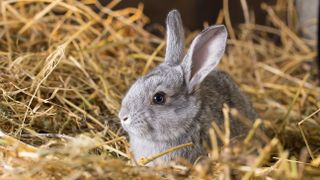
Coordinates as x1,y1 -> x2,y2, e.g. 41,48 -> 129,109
100,0 -> 274,30
99,0 -> 319,43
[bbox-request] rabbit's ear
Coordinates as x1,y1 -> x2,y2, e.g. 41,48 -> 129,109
182,25 -> 228,93
164,10 -> 185,66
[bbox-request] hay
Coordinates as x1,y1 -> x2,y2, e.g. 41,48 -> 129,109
0,0 -> 319,179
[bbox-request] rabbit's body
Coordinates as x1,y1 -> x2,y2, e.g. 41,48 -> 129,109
200,70 -> 257,136
119,10 -> 258,166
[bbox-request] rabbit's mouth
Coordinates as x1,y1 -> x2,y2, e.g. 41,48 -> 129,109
121,119 -> 154,138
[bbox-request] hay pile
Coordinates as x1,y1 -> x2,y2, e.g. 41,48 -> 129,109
0,0 -> 319,179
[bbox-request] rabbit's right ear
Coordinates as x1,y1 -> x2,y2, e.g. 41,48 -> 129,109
182,25 -> 228,93
164,10 -> 185,66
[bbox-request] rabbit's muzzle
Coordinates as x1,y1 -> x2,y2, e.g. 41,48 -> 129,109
119,108 -> 152,137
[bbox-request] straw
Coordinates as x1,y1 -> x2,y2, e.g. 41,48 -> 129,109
0,0 -> 319,179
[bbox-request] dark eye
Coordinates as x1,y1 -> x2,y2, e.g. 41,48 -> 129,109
153,92 -> 166,105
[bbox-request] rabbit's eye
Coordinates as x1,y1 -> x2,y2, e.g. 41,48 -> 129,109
153,92 -> 166,105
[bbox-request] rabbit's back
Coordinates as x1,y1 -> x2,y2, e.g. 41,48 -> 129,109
199,70 -> 257,138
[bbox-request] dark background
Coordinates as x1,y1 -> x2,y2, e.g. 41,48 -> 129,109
99,0 -> 276,30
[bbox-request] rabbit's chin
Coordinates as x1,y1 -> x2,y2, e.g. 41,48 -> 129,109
122,125 -> 149,139
124,119 -> 197,142
123,125 -> 158,141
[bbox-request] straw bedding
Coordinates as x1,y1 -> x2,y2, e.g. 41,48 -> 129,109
0,0 -> 319,179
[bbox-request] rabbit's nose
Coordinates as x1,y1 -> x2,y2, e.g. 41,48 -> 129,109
121,116 -> 131,124
119,108 -> 131,125
122,116 -> 128,122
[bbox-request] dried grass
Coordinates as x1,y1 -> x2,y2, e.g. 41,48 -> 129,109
0,0 -> 319,179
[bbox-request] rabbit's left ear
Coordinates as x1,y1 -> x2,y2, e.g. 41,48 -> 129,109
164,10 -> 185,66
182,25 -> 228,93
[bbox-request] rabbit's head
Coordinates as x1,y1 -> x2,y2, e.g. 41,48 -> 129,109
119,10 -> 228,142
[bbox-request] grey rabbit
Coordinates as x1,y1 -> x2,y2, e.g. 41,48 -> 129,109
119,10 -> 257,166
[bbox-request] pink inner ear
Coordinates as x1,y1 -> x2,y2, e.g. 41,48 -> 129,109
190,39 -> 210,79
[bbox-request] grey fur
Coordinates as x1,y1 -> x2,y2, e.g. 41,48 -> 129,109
165,9 -> 185,65
119,10 -> 257,166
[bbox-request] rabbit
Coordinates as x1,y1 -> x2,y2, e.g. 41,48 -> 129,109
118,10 -> 258,166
